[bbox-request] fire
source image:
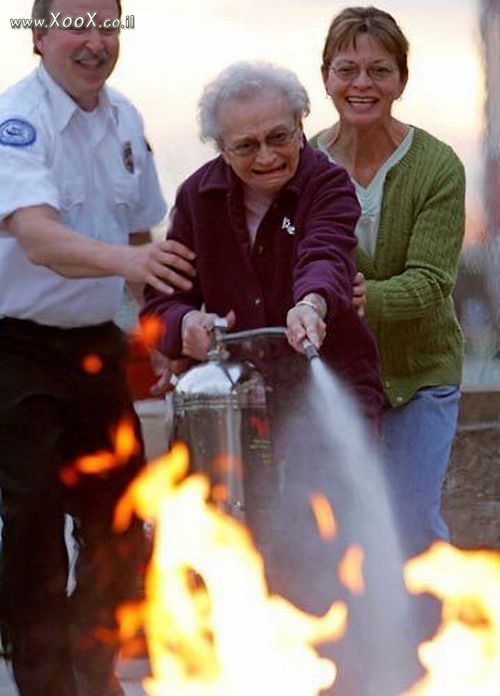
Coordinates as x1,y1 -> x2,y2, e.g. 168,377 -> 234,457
338,545 -> 365,595
310,493 -> 337,541
115,442 -> 348,696
82,352 -> 104,374
403,541 -> 500,695
134,315 -> 165,350
60,416 -> 139,486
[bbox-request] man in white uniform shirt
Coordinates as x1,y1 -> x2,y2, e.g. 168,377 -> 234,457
0,1 -> 195,694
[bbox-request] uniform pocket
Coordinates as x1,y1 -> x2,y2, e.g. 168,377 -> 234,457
60,178 -> 85,210
113,171 -> 141,210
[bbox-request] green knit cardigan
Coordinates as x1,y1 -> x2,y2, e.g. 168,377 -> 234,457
310,127 -> 465,406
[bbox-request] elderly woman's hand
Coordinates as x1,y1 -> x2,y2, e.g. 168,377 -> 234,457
181,309 -> 236,361
286,293 -> 327,354
353,271 -> 367,317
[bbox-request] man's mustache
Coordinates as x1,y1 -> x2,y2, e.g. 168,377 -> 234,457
73,48 -> 109,64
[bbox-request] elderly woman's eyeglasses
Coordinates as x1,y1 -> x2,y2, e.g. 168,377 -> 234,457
224,126 -> 299,158
330,64 -> 396,83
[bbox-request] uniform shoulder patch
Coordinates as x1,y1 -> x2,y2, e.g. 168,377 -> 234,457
0,118 -> 37,147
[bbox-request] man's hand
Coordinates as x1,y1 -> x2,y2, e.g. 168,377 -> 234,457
286,293 -> 326,354
182,309 -> 236,361
353,271 -> 367,317
6,206 -> 197,292
122,239 -> 196,295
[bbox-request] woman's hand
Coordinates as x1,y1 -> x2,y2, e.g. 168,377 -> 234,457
181,309 -> 236,361
286,293 -> 326,354
353,271 -> 367,317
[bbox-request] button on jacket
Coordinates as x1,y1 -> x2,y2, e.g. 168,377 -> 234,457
0,65 -> 166,328
144,143 -> 383,422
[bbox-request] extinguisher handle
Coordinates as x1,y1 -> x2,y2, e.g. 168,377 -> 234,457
221,326 -> 287,344
212,316 -> 230,331
207,316 -> 230,356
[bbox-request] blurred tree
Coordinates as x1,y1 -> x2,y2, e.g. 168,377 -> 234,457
482,0 -> 500,353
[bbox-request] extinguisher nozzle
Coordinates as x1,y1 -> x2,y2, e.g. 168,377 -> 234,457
302,338 -> 320,361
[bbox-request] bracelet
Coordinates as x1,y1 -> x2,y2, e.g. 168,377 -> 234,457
295,299 -> 325,318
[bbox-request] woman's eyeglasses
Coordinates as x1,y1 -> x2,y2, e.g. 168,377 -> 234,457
330,64 -> 396,83
224,126 -> 298,158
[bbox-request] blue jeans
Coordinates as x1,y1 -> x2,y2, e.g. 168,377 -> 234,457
382,385 -> 460,559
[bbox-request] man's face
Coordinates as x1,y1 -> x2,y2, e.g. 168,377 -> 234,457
33,0 -> 120,111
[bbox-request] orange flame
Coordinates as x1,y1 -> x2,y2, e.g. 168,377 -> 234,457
403,541 -> 500,695
211,483 -> 229,504
81,352 -> 104,374
133,315 -> 165,350
338,545 -> 365,595
115,443 -> 348,695
60,416 -> 140,486
310,493 -> 337,541
212,453 -> 243,478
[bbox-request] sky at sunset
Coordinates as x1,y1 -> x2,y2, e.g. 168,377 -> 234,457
0,0 -> 485,243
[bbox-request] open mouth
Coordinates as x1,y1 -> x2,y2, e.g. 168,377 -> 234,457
252,163 -> 287,176
74,58 -> 107,69
346,96 -> 378,107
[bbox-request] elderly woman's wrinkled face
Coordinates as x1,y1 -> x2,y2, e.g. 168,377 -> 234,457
324,33 -> 405,129
219,89 -> 302,194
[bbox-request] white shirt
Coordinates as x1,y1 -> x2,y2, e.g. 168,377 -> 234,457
0,65 -> 167,327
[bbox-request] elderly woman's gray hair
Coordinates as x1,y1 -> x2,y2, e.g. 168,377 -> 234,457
199,61 -> 310,146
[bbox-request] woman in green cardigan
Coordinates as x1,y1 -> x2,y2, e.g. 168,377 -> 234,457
312,6 -> 465,561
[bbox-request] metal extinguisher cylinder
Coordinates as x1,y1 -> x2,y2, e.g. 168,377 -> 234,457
172,318 -> 276,522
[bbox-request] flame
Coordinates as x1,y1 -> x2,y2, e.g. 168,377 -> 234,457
403,541 -> 500,695
82,352 -> 104,374
115,443 -> 348,695
212,453 -> 243,478
133,315 -> 165,350
338,545 -> 365,595
60,416 -> 140,486
310,493 -> 337,541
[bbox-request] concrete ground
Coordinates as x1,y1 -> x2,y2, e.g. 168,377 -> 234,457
0,657 -> 149,696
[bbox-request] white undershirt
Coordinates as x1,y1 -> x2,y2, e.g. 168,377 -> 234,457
77,105 -> 105,144
244,186 -> 274,247
319,127 -> 414,257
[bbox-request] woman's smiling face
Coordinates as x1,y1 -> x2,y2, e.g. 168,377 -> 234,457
324,33 -> 406,129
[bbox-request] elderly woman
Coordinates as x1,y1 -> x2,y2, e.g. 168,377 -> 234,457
311,6 -> 465,560
143,61 -> 382,425
143,62 -> 409,696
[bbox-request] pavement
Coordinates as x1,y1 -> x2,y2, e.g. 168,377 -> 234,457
0,657 -> 149,695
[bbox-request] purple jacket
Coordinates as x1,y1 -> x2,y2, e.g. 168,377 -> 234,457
143,143 -> 383,422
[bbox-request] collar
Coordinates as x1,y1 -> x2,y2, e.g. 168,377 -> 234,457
36,64 -> 117,133
198,137 -> 315,201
